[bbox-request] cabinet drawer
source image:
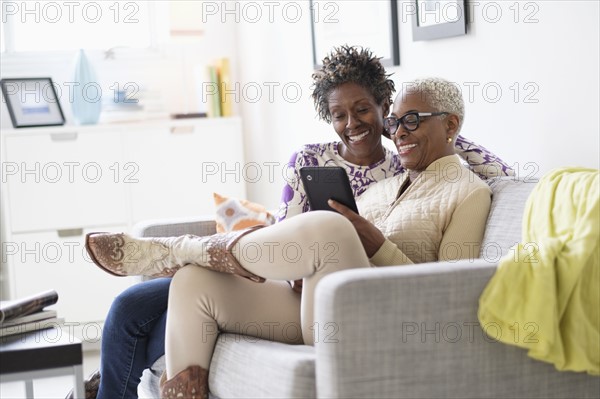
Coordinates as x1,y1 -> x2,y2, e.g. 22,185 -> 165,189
124,120 -> 247,223
5,226 -> 137,323
4,131 -> 128,232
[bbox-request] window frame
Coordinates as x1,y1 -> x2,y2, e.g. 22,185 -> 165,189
0,1 -> 168,61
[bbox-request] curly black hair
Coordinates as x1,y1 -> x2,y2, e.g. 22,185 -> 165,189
311,45 -> 395,123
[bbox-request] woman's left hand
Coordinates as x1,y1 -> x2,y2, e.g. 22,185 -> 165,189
327,199 -> 386,258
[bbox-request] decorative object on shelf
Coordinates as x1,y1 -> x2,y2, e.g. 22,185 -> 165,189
310,0 -> 400,68
411,0 -> 467,41
0,77 -> 66,128
71,49 -> 102,125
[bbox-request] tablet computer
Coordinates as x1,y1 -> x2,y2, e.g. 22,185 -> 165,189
299,166 -> 359,214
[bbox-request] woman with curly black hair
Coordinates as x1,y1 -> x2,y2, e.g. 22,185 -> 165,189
277,44 -> 401,221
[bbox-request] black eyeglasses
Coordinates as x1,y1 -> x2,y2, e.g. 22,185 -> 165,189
383,112 -> 449,134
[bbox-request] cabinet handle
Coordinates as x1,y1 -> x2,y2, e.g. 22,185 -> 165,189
57,228 -> 84,238
170,126 -> 195,134
50,132 -> 78,141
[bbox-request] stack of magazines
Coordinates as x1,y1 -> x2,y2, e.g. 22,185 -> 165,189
0,290 -> 62,337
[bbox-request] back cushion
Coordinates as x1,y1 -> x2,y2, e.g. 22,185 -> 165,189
480,177 -> 537,261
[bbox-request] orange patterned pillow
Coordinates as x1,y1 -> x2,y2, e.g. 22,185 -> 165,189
213,193 -> 276,233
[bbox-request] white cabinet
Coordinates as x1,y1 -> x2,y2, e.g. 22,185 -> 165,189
0,117 -> 246,325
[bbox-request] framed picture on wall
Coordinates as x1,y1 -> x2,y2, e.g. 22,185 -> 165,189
411,0 -> 467,41
0,77 -> 66,128
310,0 -> 400,68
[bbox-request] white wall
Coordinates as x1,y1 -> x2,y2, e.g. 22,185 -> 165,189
235,0 -> 600,209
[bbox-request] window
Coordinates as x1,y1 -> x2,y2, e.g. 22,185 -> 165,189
1,1 -> 160,53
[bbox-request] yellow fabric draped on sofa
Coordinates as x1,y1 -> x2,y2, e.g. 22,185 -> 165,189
478,167 -> 599,375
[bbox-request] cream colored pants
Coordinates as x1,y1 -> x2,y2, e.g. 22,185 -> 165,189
165,211 -> 371,376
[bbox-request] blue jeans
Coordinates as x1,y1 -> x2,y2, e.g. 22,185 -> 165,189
97,278 -> 170,399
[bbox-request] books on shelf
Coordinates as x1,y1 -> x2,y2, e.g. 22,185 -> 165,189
206,64 -> 222,118
0,290 -> 61,337
218,58 -> 233,117
205,57 -> 233,118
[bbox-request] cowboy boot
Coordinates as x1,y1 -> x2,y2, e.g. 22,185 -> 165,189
85,227 -> 265,282
64,369 -> 100,399
160,366 -> 209,399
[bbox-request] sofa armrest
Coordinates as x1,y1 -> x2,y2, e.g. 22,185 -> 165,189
132,216 -> 217,238
314,259 -> 598,399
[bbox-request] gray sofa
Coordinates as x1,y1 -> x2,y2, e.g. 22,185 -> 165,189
135,177 -> 599,398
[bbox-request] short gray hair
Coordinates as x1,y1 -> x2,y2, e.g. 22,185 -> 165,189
402,78 -> 465,133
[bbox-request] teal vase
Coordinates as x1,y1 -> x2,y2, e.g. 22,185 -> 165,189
72,49 -> 101,125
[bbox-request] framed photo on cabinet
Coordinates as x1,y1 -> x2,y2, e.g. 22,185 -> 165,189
0,77 -> 66,128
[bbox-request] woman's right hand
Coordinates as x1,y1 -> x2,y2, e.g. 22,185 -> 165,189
327,199 -> 386,257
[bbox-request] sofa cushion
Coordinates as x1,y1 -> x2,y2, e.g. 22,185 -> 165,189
480,177 -> 537,261
210,334 -> 315,398
138,334 -> 316,399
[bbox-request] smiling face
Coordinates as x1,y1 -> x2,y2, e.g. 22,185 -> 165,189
327,82 -> 389,166
391,91 -> 458,172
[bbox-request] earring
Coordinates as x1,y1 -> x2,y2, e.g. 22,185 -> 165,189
447,137 -> 452,143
